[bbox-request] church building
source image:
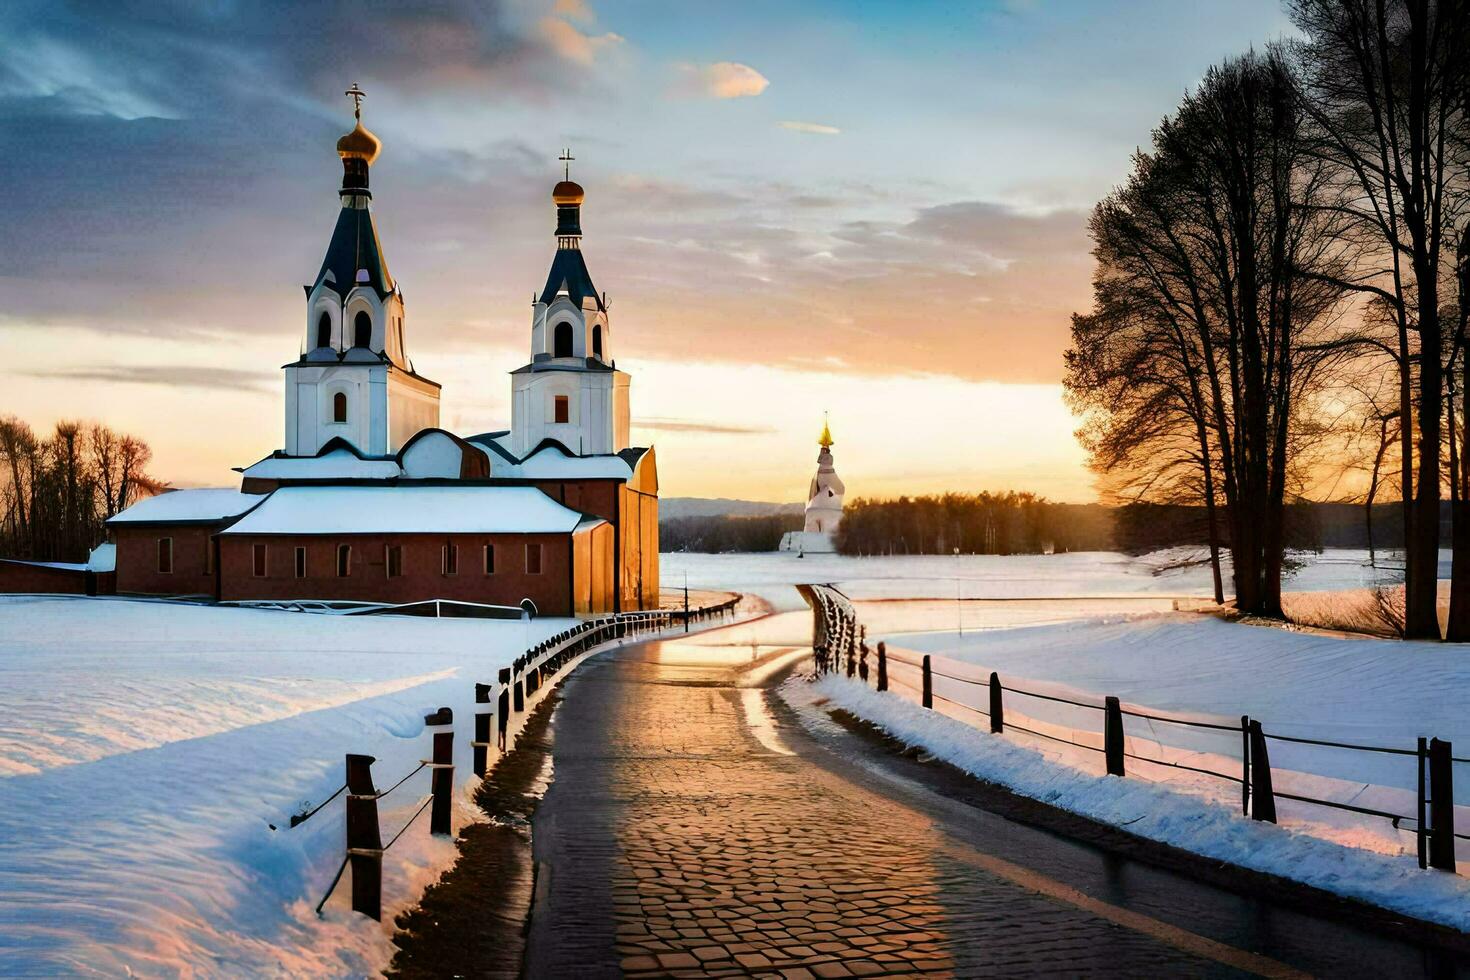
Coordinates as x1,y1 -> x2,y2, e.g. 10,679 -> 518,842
780,418 -> 845,555
100,88 -> 658,616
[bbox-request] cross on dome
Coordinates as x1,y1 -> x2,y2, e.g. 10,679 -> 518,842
559,147 -> 575,181
345,82 -> 366,119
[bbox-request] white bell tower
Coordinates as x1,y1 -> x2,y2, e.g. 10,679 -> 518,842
283,85 -> 441,458
510,152 -> 630,458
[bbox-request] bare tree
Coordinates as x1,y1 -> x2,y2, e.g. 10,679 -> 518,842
1288,0 -> 1470,638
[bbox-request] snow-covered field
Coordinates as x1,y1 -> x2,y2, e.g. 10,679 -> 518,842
0,596 -> 577,976
663,547 -> 1420,612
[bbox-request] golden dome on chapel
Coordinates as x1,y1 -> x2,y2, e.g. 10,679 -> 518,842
552,180 -> 585,205
337,119 -> 381,165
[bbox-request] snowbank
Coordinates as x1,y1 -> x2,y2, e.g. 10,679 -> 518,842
788,673 -> 1470,932
0,595 -> 577,975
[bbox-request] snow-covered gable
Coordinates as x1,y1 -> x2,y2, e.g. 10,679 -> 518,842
107,489 -> 264,526
505,446 -> 632,480
398,430 -> 492,479
219,485 -> 600,536
240,448 -> 402,482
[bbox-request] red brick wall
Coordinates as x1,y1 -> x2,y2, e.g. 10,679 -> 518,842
114,526 -> 218,597
0,560 -> 111,595
533,480 -> 621,523
216,532 -> 578,615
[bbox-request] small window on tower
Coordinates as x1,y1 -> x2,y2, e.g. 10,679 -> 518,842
333,392 -> 348,423
592,324 -> 603,359
253,543 -> 267,578
526,542 -> 543,575
295,546 -> 307,579
442,543 -> 458,576
316,312 -> 332,349
553,321 -> 573,358
554,395 -> 570,424
354,311 -> 372,348
483,543 -> 496,575
337,544 -> 352,577
386,544 -> 403,578
157,537 -> 173,574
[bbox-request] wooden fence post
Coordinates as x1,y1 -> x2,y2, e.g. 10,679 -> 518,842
430,713 -> 454,836
344,753 -> 382,920
858,628 -> 869,683
1241,716 -> 1251,816
513,670 -> 525,713
1103,696 -> 1125,777
989,672 -> 1004,733
473,684 -> 492,777
921,655 -> 933,709
1248,721 -> 1276,823
497,668 -> 511,750
876,642 -> 888,692
1418,737 -> 1428,869
1429,737 -> 1457,872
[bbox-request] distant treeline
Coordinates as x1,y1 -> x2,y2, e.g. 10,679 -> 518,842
834,493 -> 1113,556
660,514 -> 804,553
659,494 -> 1426,555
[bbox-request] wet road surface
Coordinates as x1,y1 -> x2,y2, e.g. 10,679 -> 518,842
526,613 -> 1470,978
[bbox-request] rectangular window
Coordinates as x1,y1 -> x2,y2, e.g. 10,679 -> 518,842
526,542 -> 543,575
386,544 -> 403,579
295,546 -> 307,579
553,395 -> 569,424
442,543 -> 458,576
252,543 -> 267,578
483,543 -> 495,575
157,537 -> 173,574
337,544 -> 351,577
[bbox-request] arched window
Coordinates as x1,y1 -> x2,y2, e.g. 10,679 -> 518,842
333,392 -> 348,423
592,324 -> 603,359
353,311 -> 372,348
553,321 -> 574,358
316,312 -> 332,349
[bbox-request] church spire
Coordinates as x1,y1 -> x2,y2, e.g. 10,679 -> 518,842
336,83 -> 381,200
553,148 -> 585,248
819,413 -> 833,449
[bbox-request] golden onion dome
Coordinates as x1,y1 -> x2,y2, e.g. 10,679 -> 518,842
819,417 -> 833,448
337,119 -> 381,166
552,180 -> 585,205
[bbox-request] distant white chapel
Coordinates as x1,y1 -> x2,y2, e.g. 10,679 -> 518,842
780,419 -> 846,555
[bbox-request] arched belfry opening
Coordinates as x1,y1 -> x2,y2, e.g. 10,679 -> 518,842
333,391 -> 348,423
316,312 -> 332,349
554,321 -> 574,358
353,311 -> 372,349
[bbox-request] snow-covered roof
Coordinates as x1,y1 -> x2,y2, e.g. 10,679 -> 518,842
498,446 -> 633,480
240,448 -> 402,481
107,489 -> 265,526
219,486 -> 601,536
87,542 -> 116,572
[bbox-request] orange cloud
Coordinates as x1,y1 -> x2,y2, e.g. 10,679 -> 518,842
673,61 -> 769,99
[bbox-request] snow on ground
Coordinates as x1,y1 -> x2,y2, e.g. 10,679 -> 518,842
786,673 -> 1470,932
662,547 -> 1418,613
890,613 -> 1467,795
0,595 -> 578,976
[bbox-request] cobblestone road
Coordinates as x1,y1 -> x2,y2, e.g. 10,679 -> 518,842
525,625 -> 1298,978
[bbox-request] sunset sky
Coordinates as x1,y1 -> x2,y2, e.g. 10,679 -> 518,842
1,0 -> 1296,503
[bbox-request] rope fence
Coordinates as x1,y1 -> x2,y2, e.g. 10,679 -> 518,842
280,595 -> 741,919
798,583 -> 1462,877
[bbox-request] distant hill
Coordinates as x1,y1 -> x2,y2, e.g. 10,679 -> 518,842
660,497 -> 803,520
